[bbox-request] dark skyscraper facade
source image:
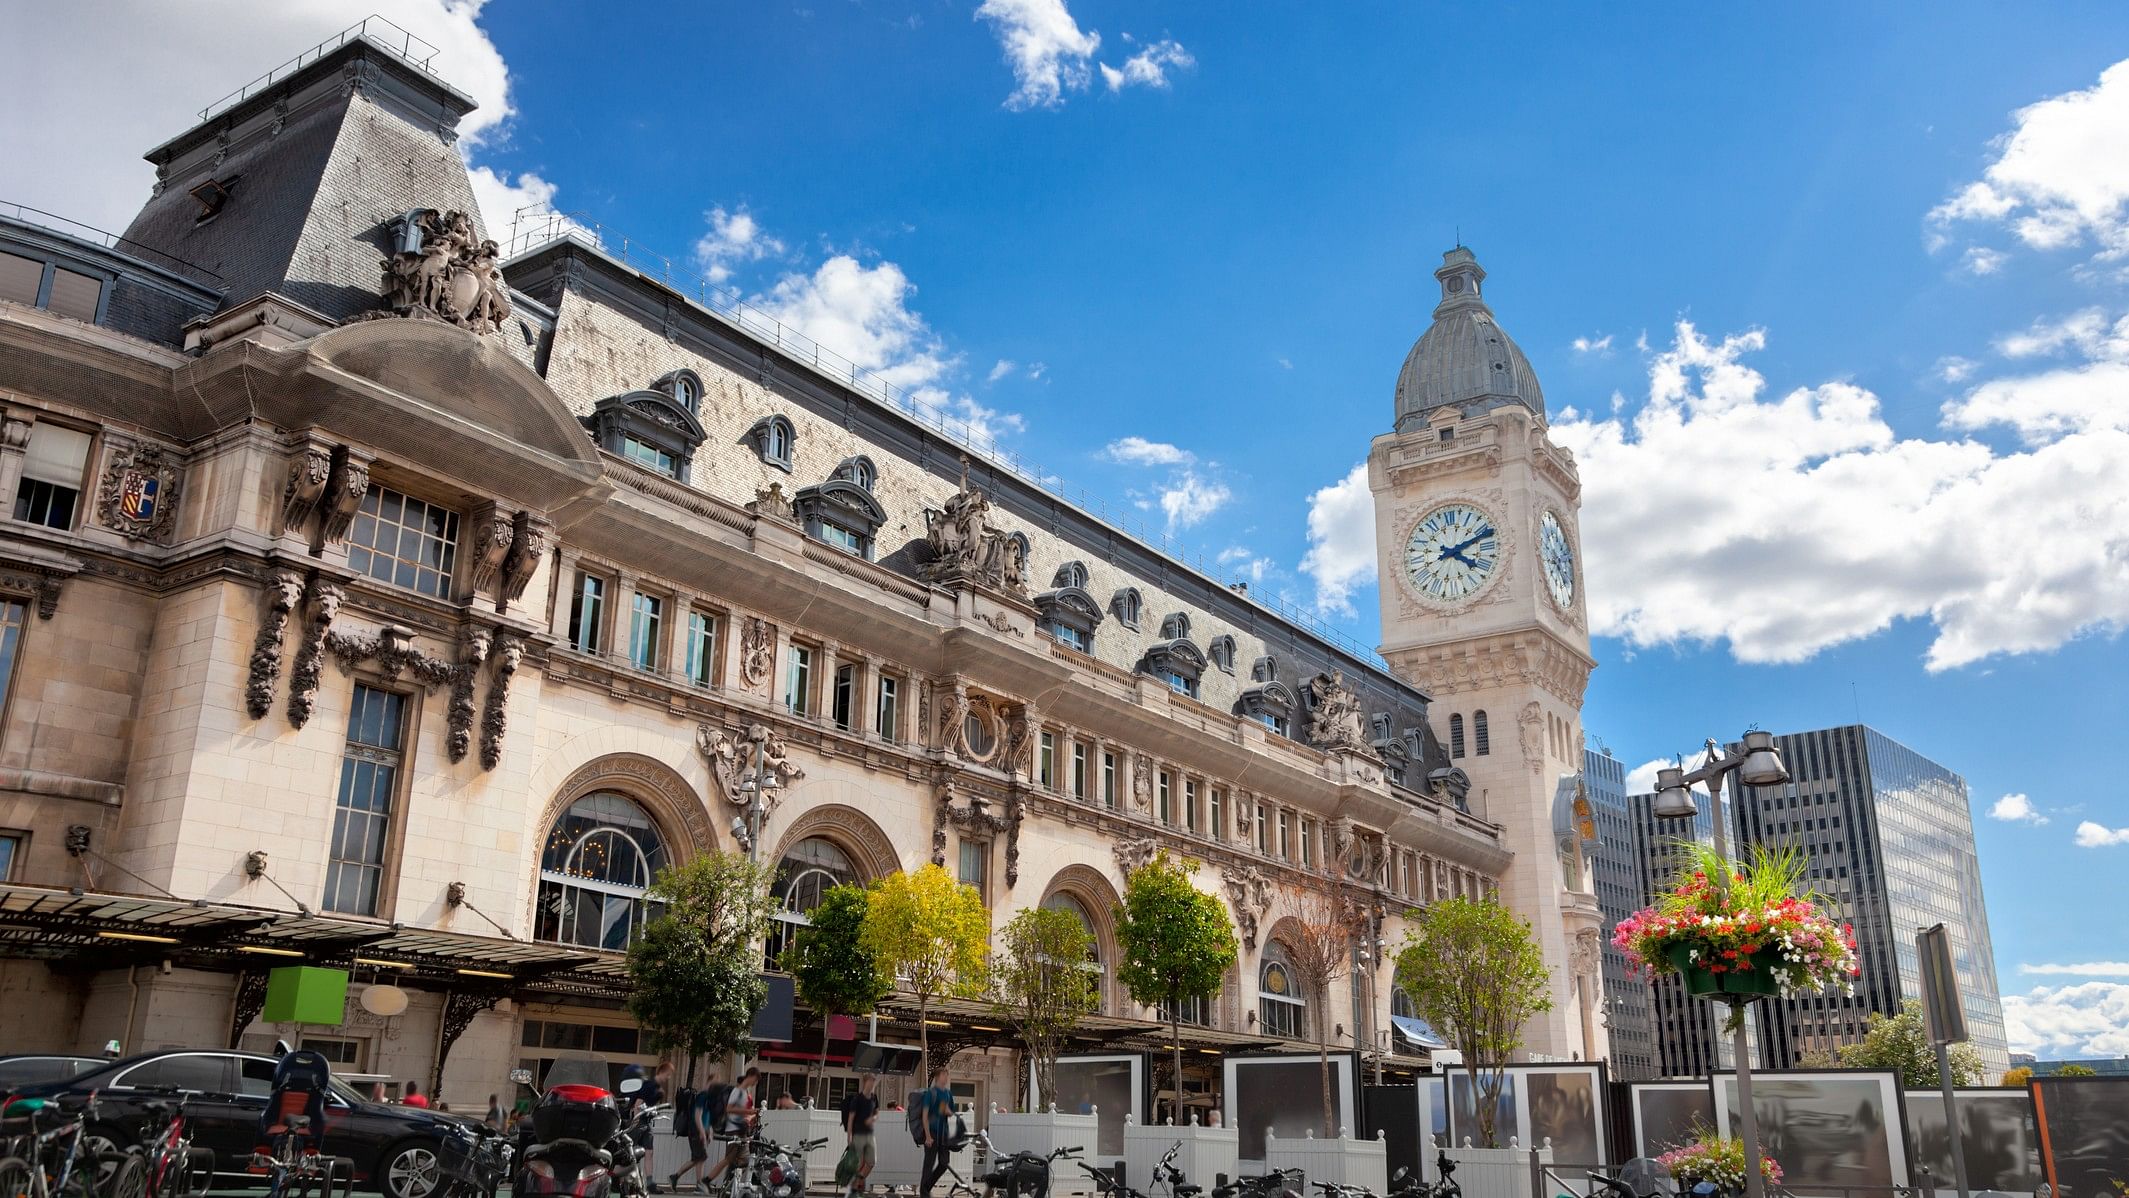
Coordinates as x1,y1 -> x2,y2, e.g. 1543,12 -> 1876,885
1736,725 -> 2008,1075
1630,788 -> 1745,1076
1585,747 -> 1656,1079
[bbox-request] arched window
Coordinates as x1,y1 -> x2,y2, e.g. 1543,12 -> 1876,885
1208,635 -> 1237,674
1449,714 -> 1466,759
1474,710 -> 1490,756
1111,588 -> 1142,630
673,377 -> 696,410
535,793 -> 670,950
1391,987 -> 1417,1021
768,837 -> 858,962
1042,892 -> 1106,1015
1053,561 -> 1089,589
1259,944 -> 1305,1040
750,415 -> 796,470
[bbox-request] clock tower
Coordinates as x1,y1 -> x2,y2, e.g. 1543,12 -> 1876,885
1368,248 -> 1607,1062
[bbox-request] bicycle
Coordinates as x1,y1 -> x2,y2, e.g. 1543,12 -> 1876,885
1313,1181 -> 1380,1198
250,1110 -> 351,1198
1214,1169 -> 1303,1198
0,1090 -> 141,1198
131,1095 -> 210,1198
1078,1142 -> 1199,1198
974,1138 -> 1082,1198
1387,1153 -> 1458,1198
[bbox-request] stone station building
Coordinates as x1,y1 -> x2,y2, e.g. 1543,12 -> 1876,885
0,31 -> 1599,1115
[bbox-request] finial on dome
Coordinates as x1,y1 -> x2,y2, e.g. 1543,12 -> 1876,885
1435,247 -> 1486,310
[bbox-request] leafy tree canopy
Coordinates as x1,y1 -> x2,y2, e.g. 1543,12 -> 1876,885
783,883 -> 892,1019
2053,1063 -> 2098,1077
2000,1066 -> 2033,1087
625,851 -> 778,1065
990,905 -> 1099,1110
1114,852 -> 1236,1124
860,863 -> 989,1075
1835,999 -> 1985,1089
1393,896 -> 1552,1148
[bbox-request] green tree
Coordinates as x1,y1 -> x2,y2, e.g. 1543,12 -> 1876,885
989,906 -> 1098,1111
861,863 -> 990,1075
2000,1066 -> 2033,1087
627,852 -> 779,1074
1114,853 -> 1238,1124
2054,1063 -> 2098,1077
1393,896 -> 1553,1149
1834,999 -> 1985,1088
1275,885 -> 1362,1137
782,883 -> 892,1104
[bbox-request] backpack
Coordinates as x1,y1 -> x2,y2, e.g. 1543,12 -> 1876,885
672,1086 -> 696,1137
905,1092 -> 928,1146
703,1084 -> 732,1135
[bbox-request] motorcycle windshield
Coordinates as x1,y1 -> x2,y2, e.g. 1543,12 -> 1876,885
542,1054 -> 615,1092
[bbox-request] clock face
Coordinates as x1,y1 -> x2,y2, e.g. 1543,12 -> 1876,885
1539,509 -> 1576,608
1403,502 -> 1501,604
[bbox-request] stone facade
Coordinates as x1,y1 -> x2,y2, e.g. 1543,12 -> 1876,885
0,34 -> 1511,1112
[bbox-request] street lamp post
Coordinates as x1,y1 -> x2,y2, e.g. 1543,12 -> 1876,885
1652,729 -> 1792,1198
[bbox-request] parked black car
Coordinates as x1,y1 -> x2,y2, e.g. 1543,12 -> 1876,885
0,1054 -> 108,1088
6,1049 -> 472,1198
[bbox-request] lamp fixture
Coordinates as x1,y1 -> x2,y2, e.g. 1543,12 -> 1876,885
971,1025 -> 1003,1033
455,967 -> 513,979
355,957 -> 414,970
236,944 -> 306,958
98,931 -> 180,945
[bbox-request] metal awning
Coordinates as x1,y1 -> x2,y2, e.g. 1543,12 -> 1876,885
1392,1014 -> 1448,1050
0,882 -> 623,996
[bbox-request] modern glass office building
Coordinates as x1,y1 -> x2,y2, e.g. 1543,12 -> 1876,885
1585,747 -> 1657,1079
1630,786 -> 1748,1076
1734,725 -> 2008,1076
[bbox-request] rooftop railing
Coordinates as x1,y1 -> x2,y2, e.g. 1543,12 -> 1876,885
196,14 -> 444,123
502,208 -> 1393,674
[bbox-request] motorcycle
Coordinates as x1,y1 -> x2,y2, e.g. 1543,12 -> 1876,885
514,1062 -> 622,1198
976,1140 -> 1081,1198
606,1077 -> 659,1198
727,1132 -> 827,1198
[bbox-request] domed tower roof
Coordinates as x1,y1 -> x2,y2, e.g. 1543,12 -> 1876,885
1392,248 -> 1546,431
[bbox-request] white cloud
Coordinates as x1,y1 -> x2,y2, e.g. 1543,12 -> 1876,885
1218,546 -> 1274,585
1572,333 -> 1615,356
0,1 -> 520,235
692,205 -> 785,285
2004,981 -> 2129,1056
1987,793 -> 2048,824
1551,318 -> 2129,671
1102,437 -> 1194,466
2018,962 -> 2129,976
975,0 -> 1100,110
1157,473 -> 1229,531
987,359 -> 1016,383
1929,57 -> 2129,268
465,165 -> 577,247
2075,820 -> 2129,847
1624,757 -> 1673,796
1277,357 -> 1294,370
755,254 -> 1022,450
1993,307 -> 2128,360
1298,463 -> 1375,616
1935,356 -> 1978,383
1099,38 -> 1194,92
1961,246 -> 2010,275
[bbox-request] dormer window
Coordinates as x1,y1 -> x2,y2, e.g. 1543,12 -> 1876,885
1235,670 -> 1295,739
1208,635 -> 1237,674
1251,655 -> 1279,684
1111,587 -> 1142,631
653,370 -> 704,414
793,469 -> 888,560
583,389 -> 706,483
835,455 -> 878,491
1035,564 -> 1104,654
749,414 -> 796,471
1054,561 -> 1089,589
1159,612 -> 1191,641
1139,623 -> 1205,700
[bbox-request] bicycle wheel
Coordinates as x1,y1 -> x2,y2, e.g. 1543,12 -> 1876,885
99,1155 -> 146,1198
0,1157 -> 31,1198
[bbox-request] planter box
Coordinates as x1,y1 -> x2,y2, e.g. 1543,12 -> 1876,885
1122,1118 -> 1239,1194
1264,1129 -> 1388,1197
1666,943 -> 1781,1000
988,1108 -> 1104,1196
1440,1143 -> 1553,1198
760,1108 -> 845,1187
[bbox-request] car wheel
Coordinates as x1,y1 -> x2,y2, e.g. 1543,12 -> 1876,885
379,1140 -> 444,1198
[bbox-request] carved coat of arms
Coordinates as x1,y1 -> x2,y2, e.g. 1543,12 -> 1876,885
97,444 -> 181,541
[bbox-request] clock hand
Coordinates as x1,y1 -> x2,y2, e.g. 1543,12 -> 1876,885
1442,528 -> 1496,557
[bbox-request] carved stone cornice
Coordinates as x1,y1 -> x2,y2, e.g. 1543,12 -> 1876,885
323,623 -> 456,690
1380,442 -> 1502,490
1388,628 -> 1594,706
0,543 -> 81,621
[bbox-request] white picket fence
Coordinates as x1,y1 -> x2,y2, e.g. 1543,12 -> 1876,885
1440,1142 -> 1555,1198
1264,1127 -> 1390,1196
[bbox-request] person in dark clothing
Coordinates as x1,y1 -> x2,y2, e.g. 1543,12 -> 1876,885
917,1066 -> 955,1198
837,1074 -> 880,1198
668,1073 -> 716,1194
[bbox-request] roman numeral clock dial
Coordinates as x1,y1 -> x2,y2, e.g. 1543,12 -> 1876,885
1403,501 -> 1502,605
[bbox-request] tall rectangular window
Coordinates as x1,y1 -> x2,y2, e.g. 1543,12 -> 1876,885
1184,779 -> 1199,834
0,599 -> 26,726
567,572 -> 605,653
875,674 -> 900,742
347,486 -> 459,598
1301,818 -> 1315,869
0,830 -> 19,881
1210,788 -> 1225,841
685,610 -> 717,687
1071,743 -> 1088,799
1101,751 -> 1118,809
1038,731 -> 1056,789
1278,810 -> 1292,860
1257,801 -> 1272,854
628,592 -> 662,671
324,685 -> 407,916
784,644 -> 813,716
958,839 -> 989,902
832,665 -> 856,731
14,424 -> 91,531
1157,770 -> 1173,825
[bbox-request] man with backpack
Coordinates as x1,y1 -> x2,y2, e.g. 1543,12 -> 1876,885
667,1073 -> 715,1194
914,1065 -> 956,1198
701,1067 -> 760,1195
836,1073 -> 879,1198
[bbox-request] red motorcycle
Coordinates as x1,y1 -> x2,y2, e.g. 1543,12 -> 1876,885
514,1082 -> 620,1198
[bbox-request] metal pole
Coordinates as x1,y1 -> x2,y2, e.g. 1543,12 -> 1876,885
1713,766 -> 1766,1198
1935,1039 -> 1972,1198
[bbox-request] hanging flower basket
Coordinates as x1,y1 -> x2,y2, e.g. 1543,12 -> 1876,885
1657,1133 -> 1782,1189
1616,843 -> 1858,1007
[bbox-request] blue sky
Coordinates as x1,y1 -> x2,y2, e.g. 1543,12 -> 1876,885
10,1 -> 2128,1059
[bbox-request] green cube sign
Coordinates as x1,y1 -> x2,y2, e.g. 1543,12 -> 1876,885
261,966 -> 349,1025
